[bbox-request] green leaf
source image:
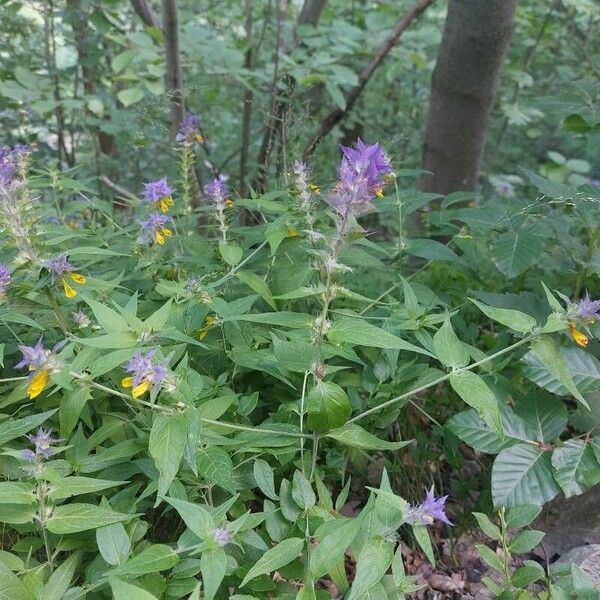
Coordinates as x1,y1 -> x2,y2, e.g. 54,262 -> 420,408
0,483 -> 35,505
81,298 -> 130,332
0,410 -> 56,445
236,271 -> 277,310
551,440 -> 600,497
142,299 -> 173,331
117,86 -> 144,107
412,526 -> 435,565
469,299 -> 537,334
47,476 -> 127,501
309,518 -> 361,579
446,410 -> 505,453
306,381 -> 352,433
563,113 -> 591,134
508,530 -> 545,554
240,537 -> 304,586
0,561 -> 35,600
521,167 -> 579,200
472,513 -> 501,541
96,521 -> 130,566
45,503 -> 135,534
224,312 -> 313,329
197,446 -> 236,493
201,547 -> 227,600
492,443 -> 559,507
112,48 -> 139,72
506,505 -> 541,529
113,544 -> 179,576
327,317 -> 432,356
109,578 -> 159,600
511,561 -> 545,587
149,412 -> 188,503
253,459 -> 278,501
449,371 -> 503,437
490,230 -> 543,279
326,423 -> 411,451
529,336 -> 587,408
476,544 -> 503,572
292,470 -> 316,510
432,316 -> 470,368
404,238 -> 462,263
514,394 -> 567,442
218,241 -> 243,266
346,537 -> 394,600
164,497 -> 215,539
43,551 -> 81,600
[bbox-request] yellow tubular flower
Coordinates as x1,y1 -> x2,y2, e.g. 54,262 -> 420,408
132,380 -> 151,398
287,227 -> 299,237
225,199 -> 233,208
28,370 -> 49,399
375,189 -> 384,198
62,278 -> 77,298
197,315 -> 217,340
121,377 -> 133,388
69,272 -> 86,284
568,321 -> 588,348
156,197 -> 174,213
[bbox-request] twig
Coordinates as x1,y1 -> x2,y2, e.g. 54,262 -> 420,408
302,0 -> 434,158
98,174 -> 138,201
239,0 -> 254,197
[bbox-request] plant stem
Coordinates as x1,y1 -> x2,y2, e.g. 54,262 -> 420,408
300,370 -> 309,474
209,240 -> 267,288
350,334 -> 534,423
574,223 -> 600,298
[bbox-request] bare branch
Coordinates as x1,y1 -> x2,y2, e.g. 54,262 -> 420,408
130,0 -> 160,28
162,0 -> 185,135
303,0 -> 434,159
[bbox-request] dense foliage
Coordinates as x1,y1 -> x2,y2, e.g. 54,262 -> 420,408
0,0 -> 599,599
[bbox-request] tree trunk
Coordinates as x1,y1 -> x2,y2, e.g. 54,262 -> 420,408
162,0 -> 185,136
420,0 -> 518,195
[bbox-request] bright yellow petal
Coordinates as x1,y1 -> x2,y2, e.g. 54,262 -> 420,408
195,134 -> 204,143
162,228 -> 172,237
375,189 -> 384,198
132,380 -> 151,398
62,279 -> 77,298
121,376 -> 133,388
225,199 -> 233,208
287,227 -> 299,237
69,272 -> 86,284
155,231 -> 165,245
28,370 -> 49,399
569,322 -> 588,348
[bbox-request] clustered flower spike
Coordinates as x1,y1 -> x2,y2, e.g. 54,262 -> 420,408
122,349 -> 167,398
577,292 -> 600,321
204,178 -> 230,207
43,255 -> 86,298
139,213 -> 172,246
213,527 -> 232,547
0,264 -> 11,297
24,428 -> 60,461
405,489 -> 451,527
0,146 -> 17,185
16,338 -> 61,399
329,138 -> 392,217
176,112 -> 204,144
143,177 -> 174,213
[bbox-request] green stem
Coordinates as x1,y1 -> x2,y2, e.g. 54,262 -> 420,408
394,176 -> 404,257
350,335 -> 535,424
300,371 -> 309,474
209,240 -> 268,288
574,223 -> 600,298
45,288 -> 71,335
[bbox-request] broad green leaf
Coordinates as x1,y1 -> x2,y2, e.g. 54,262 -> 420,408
521,167 -> 579,200
404,238 -> 462,263
47,476 -> 127,501
506,504 -> 541,529
472,513 -> 501,541
236,271 -> 277,310
197,446 -> 236,493
218,241 -> 243,266
346,537 -> 394,600
43,551 -> 81,600
306,381 -> 352,433
200,547 -> 227,600
117,86 -> 144,106
476,544 -> 503,571
432,316 -> 470,368
446,410 -> 505,453
490,230 -> 543,279
449,372 -> 503,436
327,317 -> 432,356
109,578 -> 159,600
470,299 -> 537,334
253,459 -> 278,501
45,503 -> 135,534
551,440 -> 600,497
508,530 -> 545,554
514,395 -> 567,442
113,544 -> 179,576
81,298 -> 131,332
492,444 -> 559,507
0,561 -> 35,600
164,497 -> 215,539
223,311 -> 312,328
529,336 -> 587,408
412,525 -> 435,565
511,561 -> 545,587
142,299 -> 173,332
240,537 -> 304,586
149,412 -> 188,503
309,518 -> 361,579
292,470 -> 315,510
112,48 -> 139,72
96,521 -> 130,566
326,423 -> 412,451
0,410 -> 56,445
0,482 -> 35,505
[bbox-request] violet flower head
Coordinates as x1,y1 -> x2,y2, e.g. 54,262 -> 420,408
16,338 -> 47,371
123,349 -> 167,397
204,178 -> 230,206
406,490 -> 451,526
139,213 -> 172,245
0,264 -> 11,296
26,428 -> 60,459
213,527 -> 232,547
0,146 -> 16,185
329,138 -> 391,217
143,178 -> 173,203
43,255 -> 74,277
577,292 -> 600,321
176,112 -> 202,143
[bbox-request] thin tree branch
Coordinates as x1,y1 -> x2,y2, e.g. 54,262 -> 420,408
302,0 -> 434,159
239,0 -> 254,197
130,0 -> 160,28
162,0 -> 185,136
98,174 -> 138,200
